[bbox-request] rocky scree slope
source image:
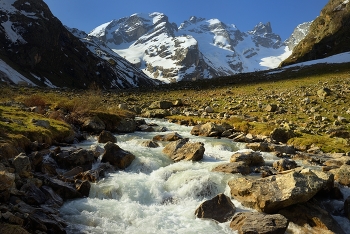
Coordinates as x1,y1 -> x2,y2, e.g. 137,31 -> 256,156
0,0 -> 157,89
90,13 -> 299,83
281,0 -> 350,66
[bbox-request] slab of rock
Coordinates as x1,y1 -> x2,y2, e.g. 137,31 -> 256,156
279,199 -> 345,234
98,130 -> 116,143
333,164 -> 350,185
191,122 -> 226,137
82,116 -> 105,133
228,169 -> 333,213
230,212 -> 288,234
149,101 -> 173,109
270,128 -> 295,143
153,132 -> 182,141
273,159 -> 298,172
230,151 -> 264,166
212,162 -> 251,175
265,104 -> 278,112
55,149 -> 95,171
21,183 -> 47,205
115,118 -> 136,133
101,142 -> 135,169
195,193 -> 236,223
13,153 -> 32,178
141,140 -> 159,148
163,138 -> 205,162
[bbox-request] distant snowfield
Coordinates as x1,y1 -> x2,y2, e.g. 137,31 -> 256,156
1,52 -> 349,86
260,47 -> 292,69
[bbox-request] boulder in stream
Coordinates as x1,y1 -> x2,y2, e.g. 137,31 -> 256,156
195,193 -> 236,223
101,142 -> 135,169
228,168 -> 334,213
230,212 -> 289,234
163,138 -> 205,162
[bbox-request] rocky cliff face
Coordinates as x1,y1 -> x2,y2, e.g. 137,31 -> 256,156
0,0 -> 156,88
90,13 -> 289,83
284,22 -> 313,51
281,0 -> 350,67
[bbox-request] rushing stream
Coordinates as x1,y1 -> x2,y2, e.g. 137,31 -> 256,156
59,119 -> 350,234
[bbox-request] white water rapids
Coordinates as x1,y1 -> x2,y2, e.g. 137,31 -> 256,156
59,119 -> 350,234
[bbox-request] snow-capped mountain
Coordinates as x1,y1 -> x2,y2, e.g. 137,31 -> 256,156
0,0 -> 157,88
89,13 -> 300,82
285,21 -> 313,51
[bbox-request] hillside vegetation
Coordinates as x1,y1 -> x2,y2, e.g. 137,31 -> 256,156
1,61 -> 350,156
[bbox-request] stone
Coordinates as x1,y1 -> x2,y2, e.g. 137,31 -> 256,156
195,193 -> 236,223
98,130 -> 117,143
75,163 -> 114,183
279,199 -> 345,234
270,128 -> 296,143
334,164 -> 350,185
268,144 -> 296,154
41,185 -> 63,207
115,118 -> 137,133
345,196 -> 350,220
21,183 -> 47,205
190,122 -> 226,137
265,104 -> 278,112
205,106 -> 214,113
0,171 -> 15,191
55,149 -> 95,171
230,151 -> 264,166
149,101 -> 173,109
228,169 -> 333,213
212,162 -> 251,175
153,132 -> 183,141
62,166 -> 84,178
39,175 -> 82,201
142,109 -> 170,118
273,159 -> 298,172
118,103 -> 128,110
101,142 -> 135,169
163,138 -> 205,162
173,99 -> 183,106
317,87 -> 331,99
13,153 -> 32,178
246,142 -> 270,152
32,119 -> 50,128
230,212 -> 288,234
141,140 -> 160,148
137,124 -> 155,132
0,224 -> 29,234
75,180 -> 91,197
82,116 -> 105,133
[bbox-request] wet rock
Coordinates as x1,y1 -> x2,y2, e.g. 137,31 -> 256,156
115,118 -> 137,133
75,163 -> 114,182
21,183 -> 47,205
191,122 -> 226,137
55,149 -> 95,171
212,162 -> 251,175
163,138 -> 205,162
39,176 -> 82,201
101,142 -> 135,169
41,156 -> 59,176
13,153 -> 32,178
0,171 -> 15,202
273,159 -> 298,172
345,196 -> 350,220
62,166 -> 84,178
75,180 -> 90,197
98,130 -> 117,143
230,151 -> 264,166
228,169 -> 333,213
41,185 -> 64,207
230,212 -> 288,234
141,140 -> 160,148
279,199 -> 345,234
153,132 -> 183,141
195,193 -> 236,223
137,124 -> 155,132
82,116 -> 105,133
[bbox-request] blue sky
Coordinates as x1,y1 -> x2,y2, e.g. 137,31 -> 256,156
43,0 -> 329,40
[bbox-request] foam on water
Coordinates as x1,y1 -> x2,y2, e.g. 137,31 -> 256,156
60,118 -> 350,233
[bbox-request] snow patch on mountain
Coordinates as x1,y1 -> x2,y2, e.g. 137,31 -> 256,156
88,12 -> 310,82
0,59 -> 34,85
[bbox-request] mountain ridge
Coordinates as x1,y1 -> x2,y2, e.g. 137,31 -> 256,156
89,12 -> 296,83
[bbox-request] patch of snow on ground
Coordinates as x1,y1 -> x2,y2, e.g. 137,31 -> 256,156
0,59 -> 35,85
285,51 -> 350,68
260,46 -> 292,69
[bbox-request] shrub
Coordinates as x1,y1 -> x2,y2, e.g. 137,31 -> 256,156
23,95 -> 46,108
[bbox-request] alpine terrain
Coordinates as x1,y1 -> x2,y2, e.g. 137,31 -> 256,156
89,13 -> 309,82
0,0 -> 157,88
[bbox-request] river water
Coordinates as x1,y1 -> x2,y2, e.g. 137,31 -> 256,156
59,119 -> 350,234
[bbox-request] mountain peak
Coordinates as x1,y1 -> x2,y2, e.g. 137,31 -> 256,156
250,22 -> 272,35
